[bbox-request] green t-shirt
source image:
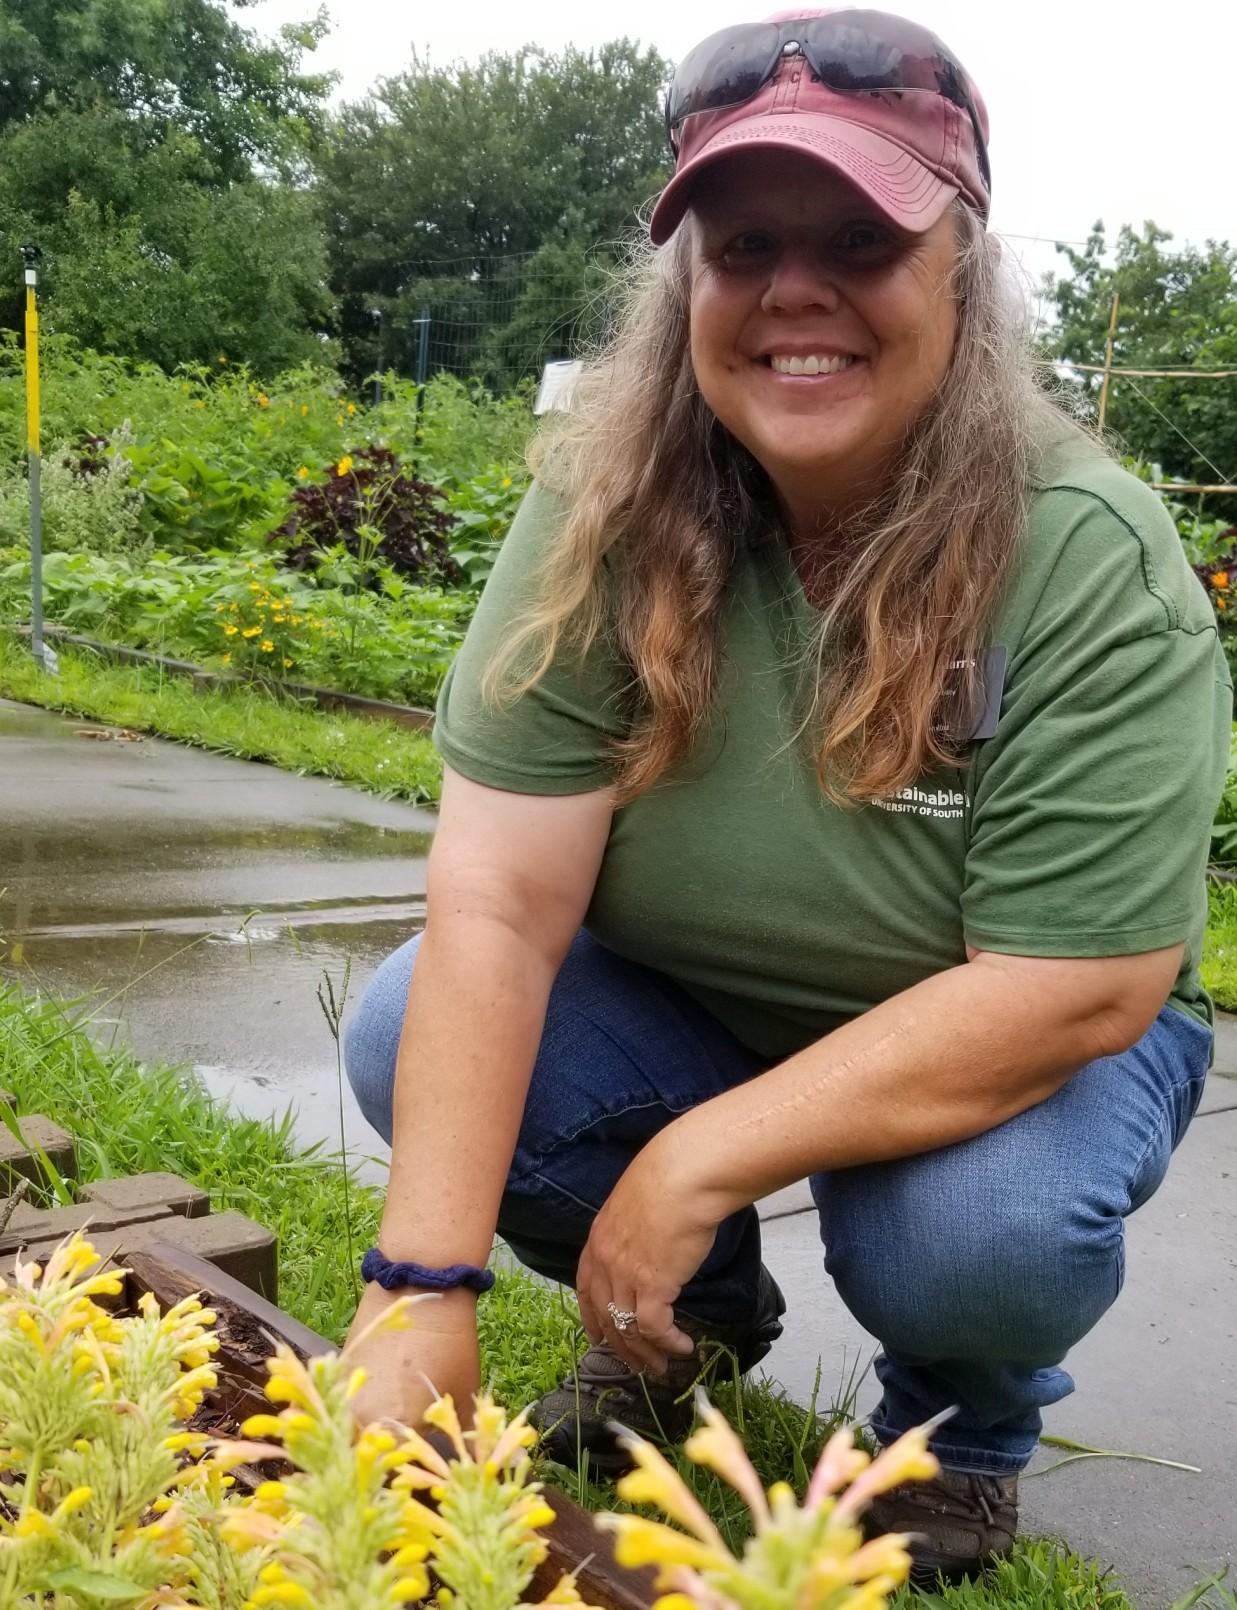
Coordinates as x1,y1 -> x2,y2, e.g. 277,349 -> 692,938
434,441 -> 1233,1057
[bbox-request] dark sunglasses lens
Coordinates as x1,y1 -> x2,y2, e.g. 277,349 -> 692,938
668,23 -> 782,131
802,10 -> 955,94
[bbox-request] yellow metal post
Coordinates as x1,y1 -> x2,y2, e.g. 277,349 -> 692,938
22,244 -> 55,673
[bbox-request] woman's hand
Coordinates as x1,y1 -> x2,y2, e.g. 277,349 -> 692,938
575,1127 -> 731,1376
343,1282 -> 481,1430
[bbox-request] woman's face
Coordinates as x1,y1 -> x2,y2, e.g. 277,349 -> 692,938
688,150 -> 960,527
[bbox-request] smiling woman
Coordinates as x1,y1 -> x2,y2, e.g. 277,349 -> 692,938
338,5 -> 1231,1593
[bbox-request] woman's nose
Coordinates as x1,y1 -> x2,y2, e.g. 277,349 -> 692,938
760,250 -> 842,316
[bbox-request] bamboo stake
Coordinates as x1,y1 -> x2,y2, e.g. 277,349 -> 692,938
1151,482 -> 1237,496
1096,292 -> 1121,433
1066,363 -> 1237,380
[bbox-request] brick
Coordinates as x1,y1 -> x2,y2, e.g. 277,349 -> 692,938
0,1230 -> 130,1310
137,1212 -> 277,1302
0,1201 -> 175,1252
80,1173 -> 209,1220
0,1117 -> 76,1191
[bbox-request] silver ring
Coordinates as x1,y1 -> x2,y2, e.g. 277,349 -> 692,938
606,1302 -> 638,1333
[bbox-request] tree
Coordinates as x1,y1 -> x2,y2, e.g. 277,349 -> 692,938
1042,222 -> 1237,520
0,0 -> 335,372
322,40 -> 672,381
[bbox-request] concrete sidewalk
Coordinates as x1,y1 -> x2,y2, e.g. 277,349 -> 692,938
1,696 -> 1232,1604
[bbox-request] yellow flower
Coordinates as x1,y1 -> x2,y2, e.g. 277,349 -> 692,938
283,658 -> 294,669
336,413 -> 345,425
347,402 -> 357,415
248,580 -> 262,591
337,455 -> 354,476
300,403 -> 309,416
261,640 -> 274,653
222,653 -> 231,664
296,464 -> 309,480
217,354 -> 228,364
242,626 -> 261,639
1213,570 -> 1229,590
224,624 -> 238,636
502,476 -> 513,488
193,399 -> 206,409
256,393 -> 270,408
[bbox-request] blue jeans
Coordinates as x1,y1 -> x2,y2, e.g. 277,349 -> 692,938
345,930 -> 1210,1475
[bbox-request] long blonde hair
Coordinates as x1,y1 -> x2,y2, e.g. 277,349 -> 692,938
485,201 -> 1102,804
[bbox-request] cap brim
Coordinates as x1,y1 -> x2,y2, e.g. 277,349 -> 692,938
649,112 -> 959,245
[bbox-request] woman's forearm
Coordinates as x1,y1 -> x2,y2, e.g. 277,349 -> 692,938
662,947 -> 1182,1220
376,913 -> 558,1266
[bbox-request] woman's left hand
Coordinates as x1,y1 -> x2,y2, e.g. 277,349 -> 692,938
575,1129 -> 729,1375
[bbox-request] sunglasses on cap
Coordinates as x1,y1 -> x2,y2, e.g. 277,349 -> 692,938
665,9 -> 991,193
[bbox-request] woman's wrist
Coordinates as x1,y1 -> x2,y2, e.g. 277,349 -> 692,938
651,1109 -> 752,1225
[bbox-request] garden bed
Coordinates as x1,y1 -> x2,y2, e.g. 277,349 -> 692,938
24,624 -> 435,732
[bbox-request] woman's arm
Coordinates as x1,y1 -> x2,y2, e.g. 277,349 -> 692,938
579,944 -> 1183,1370
346,765 -> 612,1425
662,944 -> 1185,1210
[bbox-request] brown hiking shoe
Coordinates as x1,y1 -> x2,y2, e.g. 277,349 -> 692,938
863,1468 -> 1018,1586
529,1266 -> 785,1476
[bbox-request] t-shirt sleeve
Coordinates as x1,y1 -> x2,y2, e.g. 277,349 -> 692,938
962,486 -> 1232,956
433,482 -> 630,794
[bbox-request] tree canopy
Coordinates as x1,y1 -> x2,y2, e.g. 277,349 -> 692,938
0,0 -> 334,371
1043,222 -> 1237,515
322,40 -> 672,382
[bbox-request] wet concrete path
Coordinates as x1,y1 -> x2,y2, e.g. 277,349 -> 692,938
0,698 -> 431,1177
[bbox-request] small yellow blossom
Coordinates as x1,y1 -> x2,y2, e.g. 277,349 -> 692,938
347,402 -> 357,415
296,465 -> 309,480
337,455 -> 354,476
222,653 -> 232,664
260,640 -> 274,653
502,476 -> 513,488
1213,570 -> 1229,589
224,624 -> 238,636
300,403 -> 309,416
242,625 -> 261,639
256,394 -> 270,409
283,658 -> 294,668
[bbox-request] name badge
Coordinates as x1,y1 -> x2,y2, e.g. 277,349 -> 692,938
942,646 -> 1008,743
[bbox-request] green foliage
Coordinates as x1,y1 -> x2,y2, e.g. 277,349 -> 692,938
893,1540 -> 1131,1608
0,1 -> 334,371
0,439 -> 145,556
0,633 -> 445,802
1202,881 -> 1237,1011
442,466 -> 529,586
1042,223 -> 1237,524
323,40 -> 670,381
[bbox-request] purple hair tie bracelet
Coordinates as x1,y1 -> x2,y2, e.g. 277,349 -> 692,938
360,1248 -> 496,1294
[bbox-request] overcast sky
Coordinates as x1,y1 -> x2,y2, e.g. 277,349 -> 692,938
246,0 -> 1233,298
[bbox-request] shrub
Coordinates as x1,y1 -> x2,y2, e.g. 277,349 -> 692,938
270,447 -> 460,587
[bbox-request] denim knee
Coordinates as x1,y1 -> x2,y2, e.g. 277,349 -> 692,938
816,1161 -> 1118,1367
343,933 -> 423,1146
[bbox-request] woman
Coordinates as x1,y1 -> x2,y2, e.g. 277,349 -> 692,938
343,8 -> 1231,1583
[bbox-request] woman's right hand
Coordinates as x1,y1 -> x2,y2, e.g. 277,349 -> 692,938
343,1281 -> 482,1430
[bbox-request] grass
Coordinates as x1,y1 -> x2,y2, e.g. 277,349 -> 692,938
1202,881 -> 1237,1012
0,630 -> 444,804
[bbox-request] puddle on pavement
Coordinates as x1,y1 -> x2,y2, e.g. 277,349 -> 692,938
0,694 -> 431,1166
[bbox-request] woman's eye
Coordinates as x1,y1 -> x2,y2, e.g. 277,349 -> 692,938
721,231 -> 774,262
838,222 -> 895,254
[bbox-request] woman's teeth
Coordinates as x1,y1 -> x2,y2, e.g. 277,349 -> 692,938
769,354 -> 857,376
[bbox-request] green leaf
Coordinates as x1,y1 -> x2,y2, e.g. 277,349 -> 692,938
43,1568 -> 148,1600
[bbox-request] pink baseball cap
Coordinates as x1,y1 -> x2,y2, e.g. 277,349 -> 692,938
649,8 -> 991,245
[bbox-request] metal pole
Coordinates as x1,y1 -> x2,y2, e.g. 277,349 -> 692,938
22,244 -> 56,674
371,307 -> 384,408
413,305 -> 431,443
1097,291 -> 1121,435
